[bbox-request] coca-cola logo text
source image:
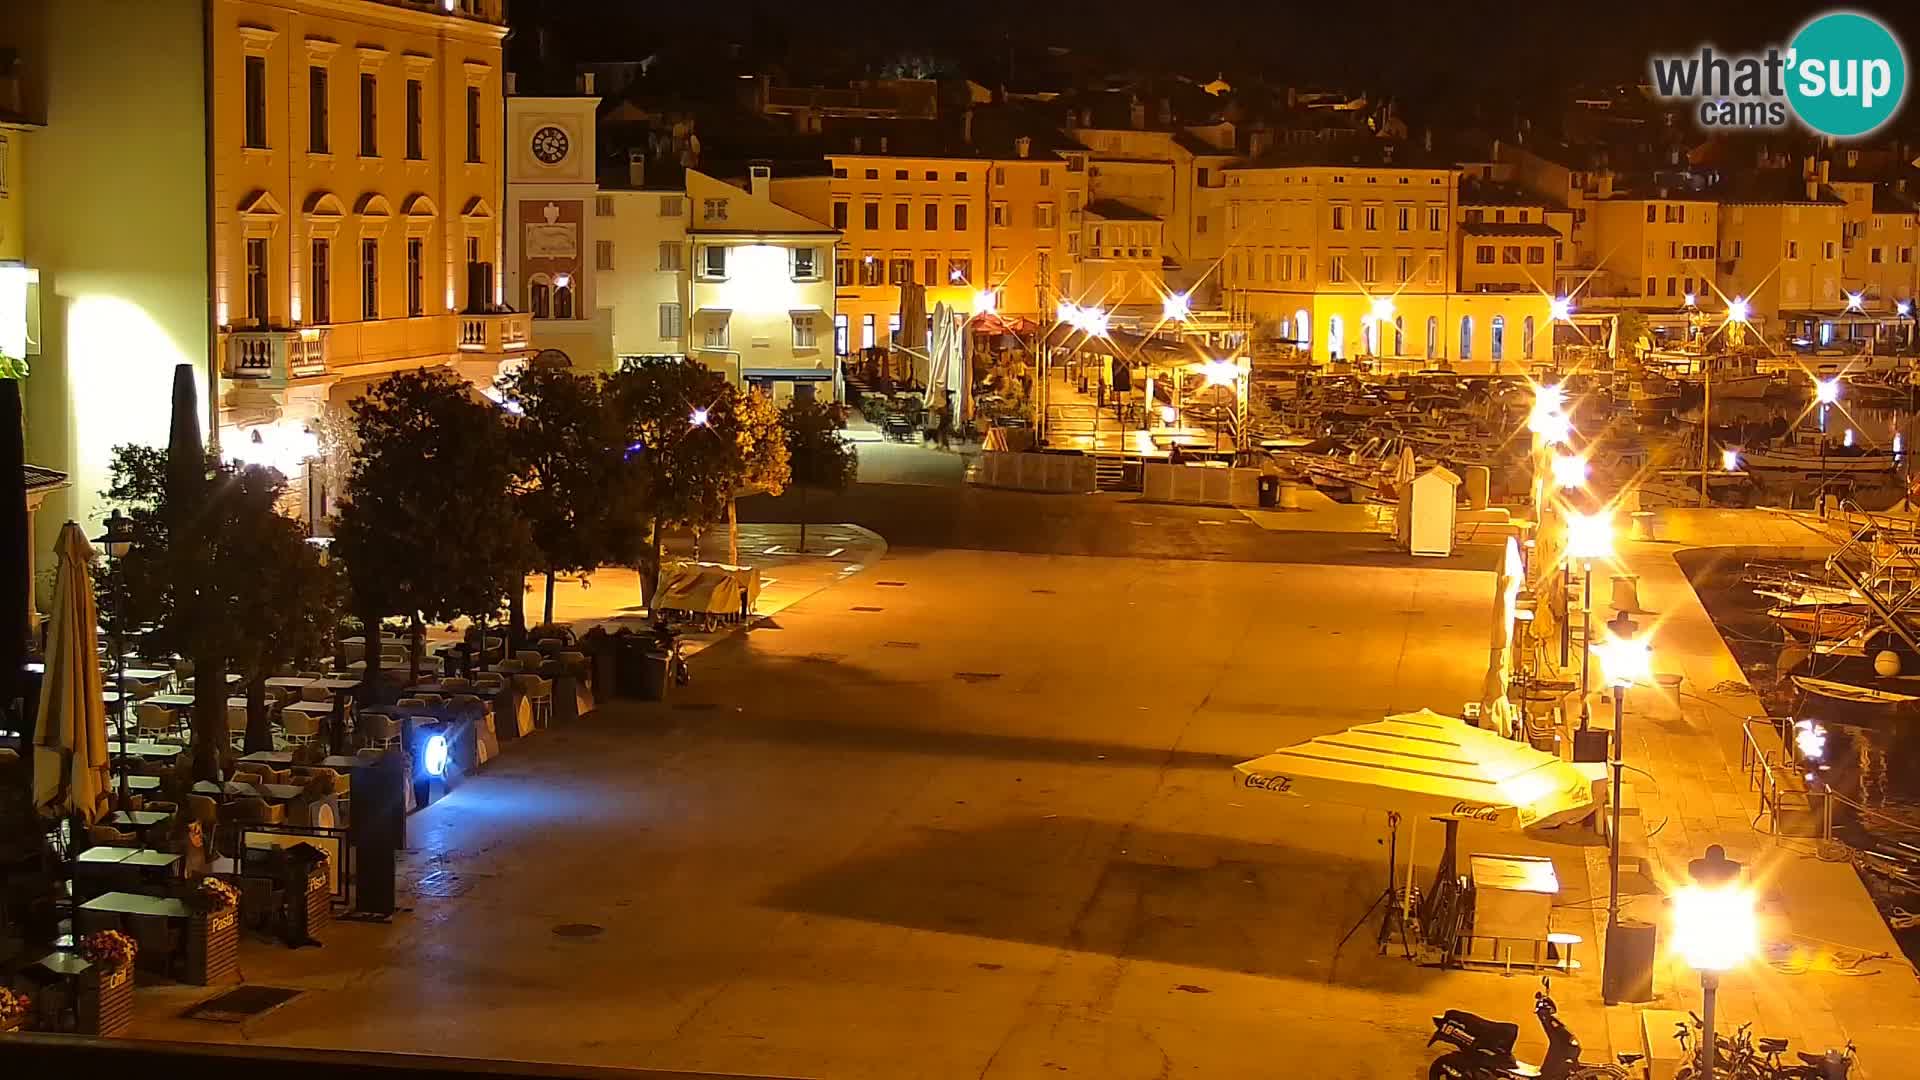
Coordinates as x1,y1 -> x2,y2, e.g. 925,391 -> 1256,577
1243,773 -> 1294,793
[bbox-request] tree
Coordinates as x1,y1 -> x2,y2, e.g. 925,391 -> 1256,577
500,364 -> 632,627
603,357 -> 747,604
1614,310 -> 1651,362
782,400 -> 858,553
727,388 -> 790,564
102,446 -> 341,770
333,369 -> 531,690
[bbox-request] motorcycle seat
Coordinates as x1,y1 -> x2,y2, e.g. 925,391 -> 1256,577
1505,1064 -> 1541,1078
1617,1053 -> 1645,1066
1440,1010 -> 1519,1054
1759,1038 -> 1789,1054
1799,1051 -> 1833,1066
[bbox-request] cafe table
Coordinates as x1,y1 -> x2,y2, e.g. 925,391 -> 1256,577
194,780 -> 305,802
311,678 -> 361,691
148,693 -> 195,709
239,750 -> 295,766
264,676 -> 315,692
283,700 -> 336,717
107,810 -> 172,834
75,845 -> 143,866
124,775 -> 162,792
81,891 -> 188,919
112,743 -> 184,761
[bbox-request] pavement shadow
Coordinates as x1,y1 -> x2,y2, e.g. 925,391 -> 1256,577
761,813 -> 1449,993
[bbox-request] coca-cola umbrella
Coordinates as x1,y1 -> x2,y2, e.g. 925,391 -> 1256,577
1232,709 -> 1596,932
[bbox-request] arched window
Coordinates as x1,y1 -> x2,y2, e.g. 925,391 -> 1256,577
1426,316 -> 1438,359
1295,309 -> 1311,349
529,275 -> 551,319
1459,315 -> 1474,360
1523,315 -> 1536,359
1490,315 -> 1505,361
1393,315 -> 1405,357
1328,314 -> 1345,359
554,282 -> 575,319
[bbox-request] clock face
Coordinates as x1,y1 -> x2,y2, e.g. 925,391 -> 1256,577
531,125 -> 570,165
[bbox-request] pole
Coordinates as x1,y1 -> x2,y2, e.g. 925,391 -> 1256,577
1608,684 -> 1624,933
1820,402 -> 1829,517
1701,352 -> 1711,505
1701,970 -> 1720,1078
1579,563 -> 1592,729
113,570 -> 129,809
1560,557 -> 1571,668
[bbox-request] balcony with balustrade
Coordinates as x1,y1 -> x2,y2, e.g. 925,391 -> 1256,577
457,311 -> 532,356
223,329 -> 330,388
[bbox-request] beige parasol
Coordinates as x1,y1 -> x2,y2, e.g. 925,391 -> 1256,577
32,521 -> 111,825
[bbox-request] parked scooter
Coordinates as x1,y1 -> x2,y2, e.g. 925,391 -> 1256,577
1427,978 -> 1639,1080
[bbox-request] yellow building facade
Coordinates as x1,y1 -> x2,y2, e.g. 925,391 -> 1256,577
986,151 -> 1086,318
210,0 -> 517,513
1834,177 -> 1919,316
1222,157 -> 1554,368
1718,171 -> 1846,332
1587,195 -> 1720,310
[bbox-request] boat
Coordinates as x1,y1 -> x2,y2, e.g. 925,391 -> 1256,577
1793,674 -> 1920,704
1742,446 -> 1899,474
1768,605 -> 1869,639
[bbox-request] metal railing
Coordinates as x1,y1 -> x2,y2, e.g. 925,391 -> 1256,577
1741,717 -> 1818,836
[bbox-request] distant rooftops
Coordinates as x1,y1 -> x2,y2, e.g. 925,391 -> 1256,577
1460,221 -> 1562,238
1230,139 -> 1454,171
1084,200 -> 1159,222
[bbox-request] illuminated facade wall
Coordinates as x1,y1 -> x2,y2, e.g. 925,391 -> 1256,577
601,188 -> 689,361
1833,179 -> 1919,313
209,0 -> 511,456
1720,196 -> 1845,325
1589,197 -> 1720,309
504,91 -> 613,370
684,170 -> 839,401
986,156 -> 1082,317
3,0 -> 211,561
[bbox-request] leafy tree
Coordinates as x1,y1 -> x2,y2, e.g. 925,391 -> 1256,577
102,447 -> 341,771
727,388 -> 790,564
1614,310 -> 1651,361
604,357 -> 746,604
500,364 -> 634,627
782,400 -> 858,552
333,369 -> 532,689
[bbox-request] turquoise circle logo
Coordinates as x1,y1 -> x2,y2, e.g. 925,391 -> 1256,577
1787,12 -> 1907,137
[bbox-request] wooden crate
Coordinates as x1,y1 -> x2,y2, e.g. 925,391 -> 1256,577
185,909 -> 240,986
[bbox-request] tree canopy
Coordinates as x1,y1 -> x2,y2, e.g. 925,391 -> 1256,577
781,400 -> 858,552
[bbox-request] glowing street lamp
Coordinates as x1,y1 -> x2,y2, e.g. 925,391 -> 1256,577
1673,845 -> 1754,1076
1550,453 -> 1589,491
1368,296 -> 1396,323
1533,410 -> 1572,447
689,407 -> 710,428
971,290 -> 997,317
1565,510 -> 1613,733
1162,291 -> 1192,322
1056,300 -> 1079,324
1683,292 -> 1698,308
1900,300 -> 1914,318
1597,612 -> 1654,1004
1200,358 -> 1241,387
1845,292 -> 1865,312
1548,295 -> 1573,322
94,509 -> 137,808
1722,448 -> 1741,472
1815,377 -> 1841,406
1815,379 -> 1840,516
1726,296 -> 1752,323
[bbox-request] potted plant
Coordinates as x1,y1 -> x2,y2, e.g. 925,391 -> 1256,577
77,931 -> 136,1036
0,986 -> 30,1033
182,877 -> 241,985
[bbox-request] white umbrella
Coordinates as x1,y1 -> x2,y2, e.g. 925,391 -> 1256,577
33,521 -> 111,825
1233,709 -> 1596,921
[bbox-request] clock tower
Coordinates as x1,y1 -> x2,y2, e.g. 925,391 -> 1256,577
505,75 -> 610,367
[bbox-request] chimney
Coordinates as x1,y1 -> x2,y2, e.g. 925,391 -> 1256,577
628,148 -> 645,188
1848,148 -> 1860,167
1818,159 -> 1830,183
1079,106 -> 1092,128
1490,138 -> 1501,161
749,163 -> 771,198
1014,135 -> 1031,159
879,135 -> 889,154
578,71 -> 595,95
852,134 -> 863,152
1423,128 -> 1433,153
963,109 -> 974,145
1156,98 -> 1172,126
1129,100 -> 1146,130
1807,177 -> 1819,201
1803,154 -> 1816,178
504,71 -> 518,96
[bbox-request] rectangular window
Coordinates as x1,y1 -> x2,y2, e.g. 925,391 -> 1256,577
657,242 -> 682,271
1870,247 -> 1884,264
405,79 -> 424,160
918,257 -> 933,284
1787,241 -> 1799,259
1646,276 -> 1657,296
406,238 -> 423,316
595,240 -> 615,271
792,247 -> 818,280
1037,203 -> 1055,228
1397,254 -> 1412,282
361,238 -> 380,319
310,239 -> 331,324
1331,206 -> 1347,230
954,204 -> 968,231
861,314 -> 876,349
595,196 -> 614,217
1196,215 -> 1209,235
1824,241 -> 1835,260
1328,255 -> 1345,280
1427,206 -> 1443,231
924,170 -> 938,181
833,202 -> 849,229
1362,254 -> 1377,283
703,244 -> 727,279
308,66 -> 329,153
834,313 -> 849,354
702,317 -> 729,350
1526,246 -> 1545,264
659,302 -> 682,339
1426,253 -> 1443,283
835,258 -> 852,287
888,258 -> 912,285
859,256 -> 883,286
1903,247 -> 1914,263
1732,241 -> 1743,258
245,238 -> 268,324
863,202 -> 879,229
949,256 -> 971,282
1475,246 -> 1495,265
359,73 -> 378,156
244,55 -> 268,149
1363,206 -> 1378,230
466,86 -> 482,162
702,198 -> 729,222
1646,204 -> 1657,223
464,236 -> 479,309
864,169 -> 878,180
925,203 -> 938,230
895,203 -> 909,230
991,202 -> 1007,227
994,167 -> 1006,186
659,196 -> 683,217
1667,276 -> 1678,297
793,314 -> 817,349
1397,207 -> 1411,231
894,169 -> 908,181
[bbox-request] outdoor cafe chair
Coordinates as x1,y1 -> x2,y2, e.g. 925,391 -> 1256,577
137,702 -> 183,743
514,649 -> 545,668
88,825 -> 138,847
536,638 -> 566,655
441,676 -> 472,692
494,659 -> 525,675
297,670 -> 326,680
361,714 -> 401,751
299,683 -> 332,703
515,675 -> 554,729
474,672 -> 506,691
220,797 -> 284,826
281,710 -> 320,748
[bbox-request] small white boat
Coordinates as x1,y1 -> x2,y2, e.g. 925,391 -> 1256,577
1793,674 -> 1920,704
1741,447 -> 1898,474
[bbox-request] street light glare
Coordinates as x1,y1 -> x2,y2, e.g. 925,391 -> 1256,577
1163,292 -> 1192,321
1534,410 -> 1572,447
1201,358 -> 1240,387
1368,296 -> 1395,322
972,290 -> 997,316
1683,292 -> 1697,307
1596,629 -> 1651,688
1550,453 -> 1589,491
1548,296 -> 1573,321
1727,297 -> 1751,323
1564,509 -> 1613,560
1721,448 -> 1741,472
1816,378 -> 1841,405
689,407 -> 710,427
1846,292 -> 1865,312
1673,882 -> 1757,972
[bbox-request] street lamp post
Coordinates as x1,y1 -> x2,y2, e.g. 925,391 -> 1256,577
93,509 -> 135,808
1816,378 -> 1840,516
1674,845 -> 1755,1078
1596,612 -> 1652,1003
1565,510 -> 1614,731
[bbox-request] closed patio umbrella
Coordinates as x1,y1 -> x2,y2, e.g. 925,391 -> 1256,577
32,521 -> 110,825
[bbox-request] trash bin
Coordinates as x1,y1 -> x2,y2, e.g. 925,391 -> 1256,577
612,633 -> 653,699
1602,919 -> 1657,1003
636,649 -> 670,701
1257,474 -> 1280,508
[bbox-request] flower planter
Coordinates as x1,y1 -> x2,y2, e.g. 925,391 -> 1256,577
77,965 -> 133,1037
0,1017 -> 22,1034
282,862 -> 332,945
185,907 -> 240,986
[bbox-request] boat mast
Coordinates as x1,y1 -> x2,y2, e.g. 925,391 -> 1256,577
1701,353 -> 1711,506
